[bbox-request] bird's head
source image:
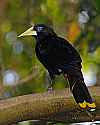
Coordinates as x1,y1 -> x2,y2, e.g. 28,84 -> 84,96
18,24 -> 56,40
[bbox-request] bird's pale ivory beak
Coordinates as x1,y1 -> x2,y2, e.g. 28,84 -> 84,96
18,26 -> 37,37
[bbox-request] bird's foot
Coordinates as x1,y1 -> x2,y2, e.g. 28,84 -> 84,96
47,87 -> 53,93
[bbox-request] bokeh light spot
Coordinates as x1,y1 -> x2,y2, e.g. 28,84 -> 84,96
3,70 -> 20,86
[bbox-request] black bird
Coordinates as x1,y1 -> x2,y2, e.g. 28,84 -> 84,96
18,24 -> 96,110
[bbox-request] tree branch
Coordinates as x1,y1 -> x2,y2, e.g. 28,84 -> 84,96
0,87 -> 100,125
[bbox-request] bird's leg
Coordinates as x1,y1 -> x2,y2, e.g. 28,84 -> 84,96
47,77 -> 55,92
46,70 -> 55,92
63,73 -> 69,88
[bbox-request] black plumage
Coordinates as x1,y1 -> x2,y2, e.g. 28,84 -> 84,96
33,24 -> 93,104
19,24 -> 96,109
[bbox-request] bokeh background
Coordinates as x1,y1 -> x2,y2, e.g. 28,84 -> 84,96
0,0 -> 100,125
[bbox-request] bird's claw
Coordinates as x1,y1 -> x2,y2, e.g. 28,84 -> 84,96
47,87 -> 53,92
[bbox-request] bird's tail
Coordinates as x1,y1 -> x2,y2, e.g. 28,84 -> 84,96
64,72 -> 96,110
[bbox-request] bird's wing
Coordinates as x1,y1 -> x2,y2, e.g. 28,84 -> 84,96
35,43 -> 55,79
49,36 -> 82,63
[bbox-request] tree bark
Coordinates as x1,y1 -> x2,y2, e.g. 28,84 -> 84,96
0,87 -> 100,125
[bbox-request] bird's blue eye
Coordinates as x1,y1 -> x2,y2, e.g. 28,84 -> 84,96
37,26 -> 44,32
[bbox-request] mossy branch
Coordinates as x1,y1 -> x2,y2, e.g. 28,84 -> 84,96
0,87 -> 100,125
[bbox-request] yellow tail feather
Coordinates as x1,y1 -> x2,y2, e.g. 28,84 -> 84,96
78,102 -> 87,109
86,102 -> 96,108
